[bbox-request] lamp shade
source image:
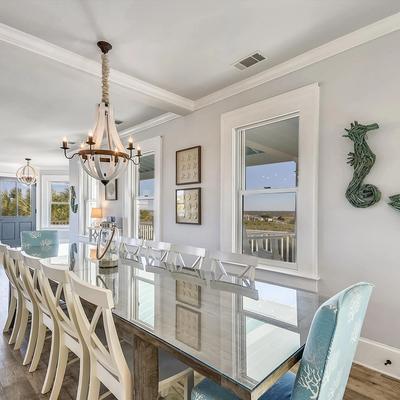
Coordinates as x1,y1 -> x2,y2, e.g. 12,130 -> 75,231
91,208 -> 103,219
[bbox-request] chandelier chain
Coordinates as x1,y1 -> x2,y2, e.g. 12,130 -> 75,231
101,53 -> 110,104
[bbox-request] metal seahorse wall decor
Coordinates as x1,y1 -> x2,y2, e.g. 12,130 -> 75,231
343,121 -> 381,208
388,194 -> 400,212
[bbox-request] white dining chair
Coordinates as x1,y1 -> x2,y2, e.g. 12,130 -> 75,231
167,244 -> 207,270
69,271 -> 132,400
20,252 -> 59,395
143,240 -> 171,262
38,262 -> 90,400
21,253 -> 62,389
209,251 -> 258,280
69,272 -> 194,400
7,248 -> 40,366
119,237 -> 144,258
1,244 -> 21,341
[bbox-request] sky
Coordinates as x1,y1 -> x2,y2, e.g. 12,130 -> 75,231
245,161 -> 297,212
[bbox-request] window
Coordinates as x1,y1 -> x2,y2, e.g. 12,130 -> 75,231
237,282 -> 300,385
239,116 -> 298,265
84,174 -> 99,234
0,180 -> 32,217
135,154 -> 155,240
126,136 -> 161,239
49,182 -> 69,226
221,84 -> 319,276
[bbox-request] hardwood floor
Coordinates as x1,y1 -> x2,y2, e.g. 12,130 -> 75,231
0,267 -> 399,400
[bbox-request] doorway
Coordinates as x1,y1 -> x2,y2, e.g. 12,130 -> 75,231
0,178 -> 36,247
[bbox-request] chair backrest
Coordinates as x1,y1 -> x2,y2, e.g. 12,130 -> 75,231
21,252 -> 45,310
0,243 -> 7,265
7,248 -> 28,297
21,230 -> 59,250
292,282 -> 373,400
0,244 -> 17,289
209,251 -> 258,280
167,244 -> 206,269
39,263 -> 80,340
144,240 -> 171,261
119,237 -> 144,258
69,272 -> 132,398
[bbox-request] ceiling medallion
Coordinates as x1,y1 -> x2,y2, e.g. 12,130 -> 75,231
60,41 -> 141,185
16,158 -> 38,186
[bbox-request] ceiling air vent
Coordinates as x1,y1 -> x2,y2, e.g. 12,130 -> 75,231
234,52 -> 266,70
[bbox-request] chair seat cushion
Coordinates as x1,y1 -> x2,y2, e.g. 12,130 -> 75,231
191,372 -> 296,400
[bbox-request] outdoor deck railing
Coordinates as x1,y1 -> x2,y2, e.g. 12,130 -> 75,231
245,230 -> 296,263
139,223 -> 154,240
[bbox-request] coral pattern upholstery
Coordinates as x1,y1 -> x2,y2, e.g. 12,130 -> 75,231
20,230 -> 59,250
191,282 -> 373,400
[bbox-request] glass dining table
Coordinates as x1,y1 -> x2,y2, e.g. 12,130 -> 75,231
24,240 -> 321,400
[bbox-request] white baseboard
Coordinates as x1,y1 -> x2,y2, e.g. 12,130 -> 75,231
355,337 -> 400,380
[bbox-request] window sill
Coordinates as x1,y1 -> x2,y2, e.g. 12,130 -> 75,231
256,263 -> 319,281
255,263 -> 319,292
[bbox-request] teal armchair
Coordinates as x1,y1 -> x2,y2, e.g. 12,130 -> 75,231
192,282 -> 373,400
20,230 -> 59,250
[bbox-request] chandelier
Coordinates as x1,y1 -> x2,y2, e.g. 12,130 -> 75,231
60,41 -> 141,185
16,158 -> 38,186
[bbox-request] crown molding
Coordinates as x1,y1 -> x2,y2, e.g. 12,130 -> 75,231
0,23 -> 195,115
194,12 -> 400,109
119,112 -> 180,139
1,12 -> 399,120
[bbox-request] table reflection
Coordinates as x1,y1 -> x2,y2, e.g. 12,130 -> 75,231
32,241 -> 319,391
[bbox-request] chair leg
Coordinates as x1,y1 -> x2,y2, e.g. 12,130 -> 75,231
87,362 -> 101,400
23,307 -> 39,365
76,347 -> 90,400
49,343 -> 69,400
183,370 -> 194,400
14,306 -> 29,350
29,321 -> 46,372
9,296 -> 23,345
3,295 -> 17,333
41,327 -> 60,394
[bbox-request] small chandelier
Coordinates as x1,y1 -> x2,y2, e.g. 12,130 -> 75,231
16,158 -> 38,186
60,41 -> 141,185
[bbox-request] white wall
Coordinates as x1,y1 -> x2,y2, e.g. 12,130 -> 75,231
130,31 -> 400,352
69,31 -> 400,363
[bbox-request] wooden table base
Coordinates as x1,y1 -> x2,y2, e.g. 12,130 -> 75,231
133,334 -> 159,400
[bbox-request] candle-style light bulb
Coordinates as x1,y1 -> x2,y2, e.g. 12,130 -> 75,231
62,137 -> 68,148
127,136 -> 134,150
137,145 -> 142,156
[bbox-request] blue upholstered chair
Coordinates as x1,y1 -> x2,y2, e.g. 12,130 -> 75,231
192,282 -> 373,400
21,230 -> 59,250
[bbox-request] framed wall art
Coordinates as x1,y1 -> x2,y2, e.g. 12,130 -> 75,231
105,179 -> 118,201
175,304 -> 201,350
176,188 -> 201,225
176,146 -> 201,185
176,280 -> 201,308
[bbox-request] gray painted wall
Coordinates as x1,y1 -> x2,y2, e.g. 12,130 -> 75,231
70,31 -> 400,349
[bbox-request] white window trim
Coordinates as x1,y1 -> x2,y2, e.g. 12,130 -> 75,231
125,136 -> 162,240
220,83 -> 320,279
40,174 -> 70,229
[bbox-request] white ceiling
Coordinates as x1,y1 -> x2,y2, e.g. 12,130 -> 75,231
1,0 -> 399,99
0,41 -> 163,169
0,1 -> 399,169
